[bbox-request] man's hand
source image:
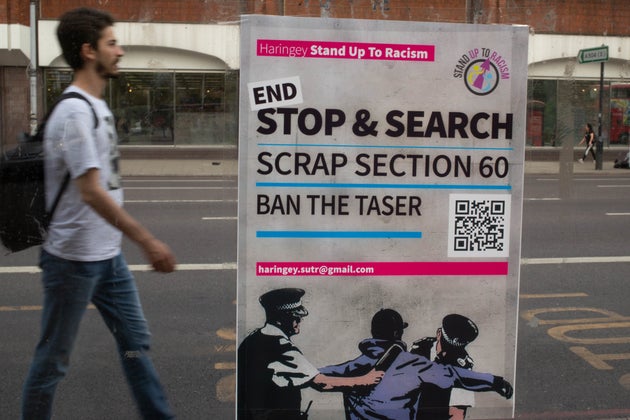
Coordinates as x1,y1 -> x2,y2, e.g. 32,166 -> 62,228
358,368 -> 384,386
492,376 -> 513,399
410,337 -> 437,358
142,237 -> 176,273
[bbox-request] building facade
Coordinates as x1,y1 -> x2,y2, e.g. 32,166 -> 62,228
2,0 -> 630,152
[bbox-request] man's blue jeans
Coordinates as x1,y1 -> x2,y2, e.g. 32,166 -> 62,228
22,250 -> 174,419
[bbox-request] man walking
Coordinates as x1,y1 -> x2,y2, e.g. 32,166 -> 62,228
22,8 -> 176,419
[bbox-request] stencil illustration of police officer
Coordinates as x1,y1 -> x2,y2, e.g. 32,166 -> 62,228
411,314 -> 480,420
237,288 -> 383,420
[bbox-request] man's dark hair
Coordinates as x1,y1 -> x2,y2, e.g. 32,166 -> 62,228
57,8 -> 115,70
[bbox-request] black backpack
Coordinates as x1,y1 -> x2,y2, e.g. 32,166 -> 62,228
0,92 -> 98,253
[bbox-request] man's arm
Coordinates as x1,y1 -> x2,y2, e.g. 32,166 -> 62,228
317,354 -> 383,391
446,365 -> 513,399
75,168 -> 176,272
409,355 -> 512,399
319,355 -> 373,377
311,370 -> 383,391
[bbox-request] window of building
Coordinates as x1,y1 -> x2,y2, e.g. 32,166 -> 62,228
527,79 -> 619,146
43,69 -> 239,146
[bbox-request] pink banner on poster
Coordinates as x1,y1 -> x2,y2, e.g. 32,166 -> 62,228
257,39 -> 435,62
256,261 -> 508,276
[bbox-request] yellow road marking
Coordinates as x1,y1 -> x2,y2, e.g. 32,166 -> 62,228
548,321 -> 630,345
216,374 -> 235,402
521,307 -> 630,326
0,305 -> 43,312
570,346 -> 630,370
215,362 -> 236,370
619,373 -> 630,390
217,327 -> 236,341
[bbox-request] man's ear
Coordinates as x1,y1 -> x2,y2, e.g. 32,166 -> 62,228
80,42 -> 96,61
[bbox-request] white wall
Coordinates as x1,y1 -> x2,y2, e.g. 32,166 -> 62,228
37,20 -> 240,70
528,34 -> 630,80
0,24 -> 31,65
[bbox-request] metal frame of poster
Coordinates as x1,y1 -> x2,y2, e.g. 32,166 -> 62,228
237,14 -> 527,419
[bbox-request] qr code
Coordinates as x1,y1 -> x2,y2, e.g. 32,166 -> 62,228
447,194 -> 510,257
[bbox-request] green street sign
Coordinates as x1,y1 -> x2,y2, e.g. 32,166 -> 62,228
578,46 -> 609,64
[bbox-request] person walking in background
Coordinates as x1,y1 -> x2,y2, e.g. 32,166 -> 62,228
578,123 -> 596,163
21,8 -> 177,419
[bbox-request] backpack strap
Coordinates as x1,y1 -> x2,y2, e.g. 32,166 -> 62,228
45,91 -> 99,225
49,91 -> 99,129
44,173 -> 70,229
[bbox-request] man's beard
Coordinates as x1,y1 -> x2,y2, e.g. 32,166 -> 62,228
96,61 -> 120,79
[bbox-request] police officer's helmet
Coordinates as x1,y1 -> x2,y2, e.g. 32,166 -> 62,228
259,288 -> 308,318
441,314 -> 478,347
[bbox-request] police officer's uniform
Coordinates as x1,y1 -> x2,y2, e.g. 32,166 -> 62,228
413,314 -> 479,420
237,288 -> 319,420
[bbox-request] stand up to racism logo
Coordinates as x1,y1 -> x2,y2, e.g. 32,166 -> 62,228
453,47 -> 511,96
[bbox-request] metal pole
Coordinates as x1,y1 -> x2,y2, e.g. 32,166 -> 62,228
596,61 -> 604,170
28,0 -> 38,136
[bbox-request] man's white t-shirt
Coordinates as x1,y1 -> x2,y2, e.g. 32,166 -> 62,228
43,86 -> 123,261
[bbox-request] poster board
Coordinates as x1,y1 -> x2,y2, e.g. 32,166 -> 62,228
237,15 -> 527,419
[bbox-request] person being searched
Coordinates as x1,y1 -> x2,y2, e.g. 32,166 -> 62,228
22,8 -> 177,420
410,314 -> 481,420
237,288 -> 384,420
578,123 -> 596,163
318,309 -> 513,420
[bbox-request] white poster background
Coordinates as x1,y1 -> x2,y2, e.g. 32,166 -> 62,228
238,15 -> 527,419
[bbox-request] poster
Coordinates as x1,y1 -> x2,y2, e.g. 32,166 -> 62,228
237,15 -> 527,419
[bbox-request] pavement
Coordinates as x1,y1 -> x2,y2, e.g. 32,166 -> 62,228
524,160 -> 629,175
120,158 -> 239,177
